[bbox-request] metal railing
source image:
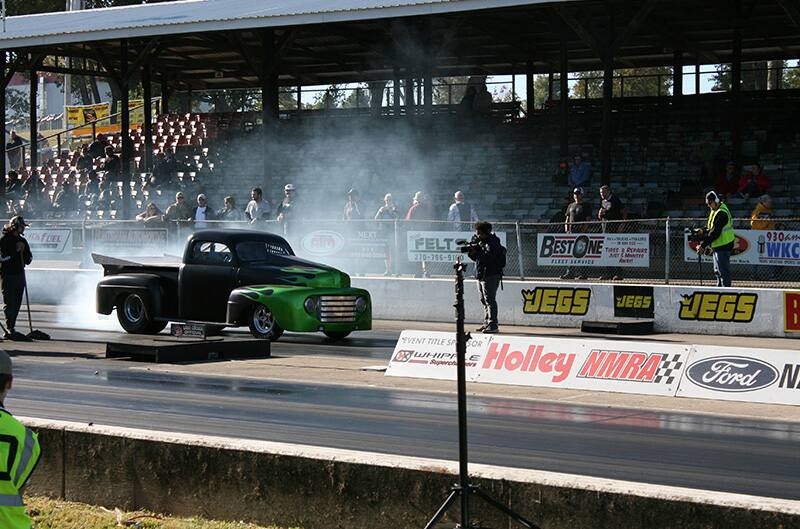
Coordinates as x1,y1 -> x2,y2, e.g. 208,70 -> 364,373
20,216 -> 800,288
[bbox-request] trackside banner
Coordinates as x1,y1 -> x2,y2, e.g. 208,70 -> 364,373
677,346 -> 800,406
684,230 -> 800,266
385,330 -> 493,381
386,332 -> 688,396
537,233 -> 649,267
25,228 -> 72,254
475,336 -> 688,396
407,231 -> 507,263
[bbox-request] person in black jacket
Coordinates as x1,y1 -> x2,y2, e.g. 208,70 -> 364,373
466,221 -> 505,334
0,216 -> 33,340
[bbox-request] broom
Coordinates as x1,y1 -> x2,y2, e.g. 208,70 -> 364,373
23,268 -> 49,341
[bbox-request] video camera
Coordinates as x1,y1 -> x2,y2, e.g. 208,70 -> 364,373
455,239 -> 480,254
685,227 -> 706,243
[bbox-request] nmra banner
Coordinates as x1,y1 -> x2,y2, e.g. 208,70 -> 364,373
25,228 -> 72,254
537,233 -> 649,267
684,230 -> 800,267
387,331 -> 688,396
407,231 -> 507,263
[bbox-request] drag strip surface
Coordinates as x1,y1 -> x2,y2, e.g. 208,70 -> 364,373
8,355 -> 800,501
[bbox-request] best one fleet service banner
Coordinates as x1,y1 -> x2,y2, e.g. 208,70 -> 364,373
387,331 -> 800,405
684,229 -> 800,266
537,233 -> 649,267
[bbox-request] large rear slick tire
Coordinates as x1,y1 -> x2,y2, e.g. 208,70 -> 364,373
323,331 -> 351,341
248,304 -> 284,341
117,293 -> 158,334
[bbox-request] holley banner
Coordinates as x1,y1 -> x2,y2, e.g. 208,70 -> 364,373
537,233 -> 650,267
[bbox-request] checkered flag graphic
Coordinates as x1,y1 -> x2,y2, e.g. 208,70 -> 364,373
653,354 -> 684,384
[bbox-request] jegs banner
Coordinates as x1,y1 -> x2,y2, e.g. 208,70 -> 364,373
407,231 -> 507,263
536,233 -> 650,267
683,230 -> 800,267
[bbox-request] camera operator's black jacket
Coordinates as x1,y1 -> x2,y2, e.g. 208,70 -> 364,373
700,208 -> 734,252
468,233 -> 504,280
0,231 -> 32,276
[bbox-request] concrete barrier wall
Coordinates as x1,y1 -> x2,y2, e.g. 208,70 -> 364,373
24,269 -> 799,338
23,418 -> 800,529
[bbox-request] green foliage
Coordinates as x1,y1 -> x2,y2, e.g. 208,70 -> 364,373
571,67 -> 672,98
532,74 -> 560,109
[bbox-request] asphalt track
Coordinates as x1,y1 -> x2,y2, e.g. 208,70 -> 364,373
6,307 -> 800,501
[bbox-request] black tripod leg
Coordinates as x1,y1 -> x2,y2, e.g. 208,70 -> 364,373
472,487 -> 541,529
423,489 -> 461,529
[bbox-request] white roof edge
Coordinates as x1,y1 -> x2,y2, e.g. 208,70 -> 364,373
0,0 -> 570,50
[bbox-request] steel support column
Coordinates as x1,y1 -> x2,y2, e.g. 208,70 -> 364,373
29,69 -> 38,169
0,51 -> 6,190
405,76 -> 415,116
673,50 -> 683,100
731,19 -> 742,168
120,39 -> 131,219
423,66 -> 433,117
525,61 -> 534,118
600,55 -> 613,185
161,79 -> 169,114
393,67 -> 401,116
559,39 -> 568,161
261,30 -> 279,185
142,63 -> 153,172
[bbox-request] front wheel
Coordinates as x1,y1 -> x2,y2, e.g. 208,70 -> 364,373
117,293 -> 156,334
323,331 -> 351,341
248,305 -> 284,341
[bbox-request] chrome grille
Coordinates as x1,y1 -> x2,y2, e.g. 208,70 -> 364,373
319,295 -> 358,322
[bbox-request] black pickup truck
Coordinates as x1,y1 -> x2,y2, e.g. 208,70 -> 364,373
95,230 -> 372,340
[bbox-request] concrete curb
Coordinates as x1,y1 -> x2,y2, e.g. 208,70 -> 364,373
21,417 -> 800,529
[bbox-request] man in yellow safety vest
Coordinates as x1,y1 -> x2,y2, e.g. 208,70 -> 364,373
697,190 -> 735,287
0,350 -> 40,529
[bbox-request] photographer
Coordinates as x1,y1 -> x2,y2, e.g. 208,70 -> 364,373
695,191 -> 735,287
465,221 -> 506,334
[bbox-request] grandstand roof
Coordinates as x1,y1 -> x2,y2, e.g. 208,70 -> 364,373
2,0 -> 799,90
0,0 -> 564,49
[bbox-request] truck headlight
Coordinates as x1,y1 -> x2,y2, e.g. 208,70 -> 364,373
304,297 -> 317,315
355,296 -> 368,313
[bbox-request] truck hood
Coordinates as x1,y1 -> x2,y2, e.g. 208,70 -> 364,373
240,255 -> 350,288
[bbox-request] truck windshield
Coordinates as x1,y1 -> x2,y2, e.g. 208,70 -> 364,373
237,241 -> 293,262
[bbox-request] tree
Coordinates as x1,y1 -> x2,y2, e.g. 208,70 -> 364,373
434,77 -> 468,105
571,67 -> 672,98
532,74 -> 560,110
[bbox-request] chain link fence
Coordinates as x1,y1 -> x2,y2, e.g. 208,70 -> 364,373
20,216 -> 800,288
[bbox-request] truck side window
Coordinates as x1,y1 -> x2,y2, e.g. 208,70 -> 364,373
191,241 -> 232,265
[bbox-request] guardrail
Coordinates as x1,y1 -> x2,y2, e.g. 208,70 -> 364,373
21,217 -> 800,287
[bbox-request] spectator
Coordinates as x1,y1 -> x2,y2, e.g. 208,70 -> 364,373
87,134 -> 108,159
406,191 -> 432,278
95,179 -> 115,210
750,194 -> 776,231
191,193 -> 217,229
218,196 -> 245,222
736,163 -> 769,199
568,154 -> 592,189
561,187 -> 591,280
375,193 -> 398,276
21,170 -> 45,199
597,185 -> 626,226
150,152 -> 174,187
80,170 -> 100,203
458,86 -> 477,115
76,144 -> 94,172
5,131 -> 24,170
343,188 -> 363,220
5,171 -> 23,199
245,187 -> 270,223
163,191 -> 193,223
52,180 -> 79,212
100,146 -> 120,181
276,183 -> 299,235
136,202 -> 164,227
447,190 -> 479,230
714,161 -> 739,197
473,84 -> 492,116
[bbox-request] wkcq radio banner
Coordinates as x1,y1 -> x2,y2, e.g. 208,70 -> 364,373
684,230 -> 800,266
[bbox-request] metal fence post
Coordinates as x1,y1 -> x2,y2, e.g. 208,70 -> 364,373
515,221 -> 525,280
393,218 -> 400,276
664,217 -> 671,285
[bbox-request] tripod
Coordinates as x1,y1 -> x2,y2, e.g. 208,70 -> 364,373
423,259 -> 539,529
